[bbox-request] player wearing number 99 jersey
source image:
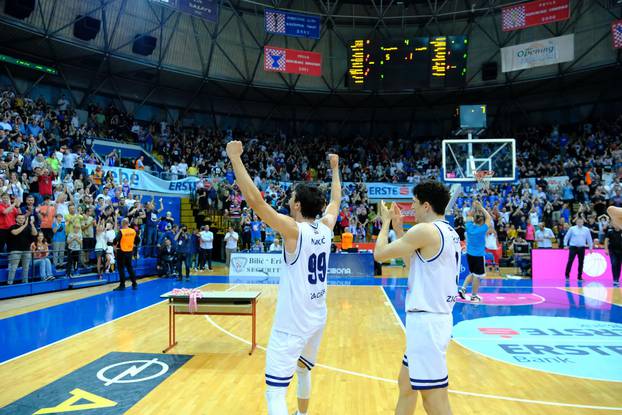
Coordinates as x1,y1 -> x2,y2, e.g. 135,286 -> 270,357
226,140 -> 341,415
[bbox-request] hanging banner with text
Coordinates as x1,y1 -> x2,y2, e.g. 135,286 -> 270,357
264,8 -> 320,39
502,0 -> 570,32
264,46 -> 322,77
151,0 -> 219,23
501,34 -> 574,73
613,20 -> 622,49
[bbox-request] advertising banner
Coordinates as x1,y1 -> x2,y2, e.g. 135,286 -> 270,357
502,0 -> 570,32
85,164 -> 200,195
264,46 -> 322,77
229,252 -> 375,278
532,249 -> 614,287
265,8 -> 320,39
501,34 -> 574,73
396,202 -> 416,222
366,183 -> 413,200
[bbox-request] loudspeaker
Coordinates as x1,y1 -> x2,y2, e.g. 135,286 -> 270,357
132,35 -> 157,56
4,0 -> 35,19
482,62 -> 498,81
73,15 -> 101,41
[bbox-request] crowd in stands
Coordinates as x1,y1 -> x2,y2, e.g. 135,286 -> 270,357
1,84 -> 621,284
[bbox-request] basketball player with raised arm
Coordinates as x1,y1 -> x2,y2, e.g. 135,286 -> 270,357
226,141 -> 341,415
374,181 -> 460,415
458,199 -> 492,303
609,206 -> 622,228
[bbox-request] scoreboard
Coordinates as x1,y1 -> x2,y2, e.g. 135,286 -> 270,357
348,36 -> 468,91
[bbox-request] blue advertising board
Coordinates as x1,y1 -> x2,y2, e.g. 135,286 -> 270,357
328,252 -> 375,278
264,8 -> 321,39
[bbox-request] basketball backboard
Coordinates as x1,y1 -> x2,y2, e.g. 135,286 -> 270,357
441,138 -> 516,182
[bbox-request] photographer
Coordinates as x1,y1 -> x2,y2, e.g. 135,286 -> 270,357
175,225 -> 192,281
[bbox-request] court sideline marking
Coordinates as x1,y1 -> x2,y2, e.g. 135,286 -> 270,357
202,284 -> 622,411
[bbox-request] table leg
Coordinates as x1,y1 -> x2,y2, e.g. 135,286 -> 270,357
250,299 -> 256,355
163,304 -> 178,353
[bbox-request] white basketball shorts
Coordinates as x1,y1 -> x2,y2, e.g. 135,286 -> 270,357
402,311 -> 453,390
265,327 -> 324,388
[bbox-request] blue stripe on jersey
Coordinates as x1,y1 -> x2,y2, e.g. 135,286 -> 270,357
427,223 -> 445,262
265,374 -> 294,381
410,376 -> 448,383
411,382 -> 449,390
299,355 -> 314,367
266,380 -> 291,387
414,223 -> 445,263
298,359 -> 312,370
284,231 -> 303,266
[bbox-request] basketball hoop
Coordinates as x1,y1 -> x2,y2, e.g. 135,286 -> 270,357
474,170 -> 495,190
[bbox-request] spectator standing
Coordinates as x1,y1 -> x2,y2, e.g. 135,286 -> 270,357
113,218 -> 138,290
564,218 -> 593,281
199,225 -> 214,271
250,214 -> 262,244
143,197 -> 163,257
81,207 -> 95,267
7,214 -> 37,284
66,220 -> 82,277
605,220 -> 622,288
0,192 -> 19,252
51,214 -> 66,267
175,225 -> 192,281
536,223 -> 555,248
37,196 -> 55,242
223,226 -> 239,267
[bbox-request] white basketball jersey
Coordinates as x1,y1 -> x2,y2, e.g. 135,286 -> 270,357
406,220 -> 461,314
272,220 -> 332,337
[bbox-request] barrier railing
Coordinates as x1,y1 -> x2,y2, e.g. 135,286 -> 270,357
0,244 -> 160,284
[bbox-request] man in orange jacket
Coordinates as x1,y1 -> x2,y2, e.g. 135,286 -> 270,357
113,218 -> 137,291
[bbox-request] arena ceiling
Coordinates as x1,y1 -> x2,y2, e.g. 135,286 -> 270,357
0,0 -> 620,132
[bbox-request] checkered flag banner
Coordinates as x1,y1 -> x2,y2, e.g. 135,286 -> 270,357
265,10 -> 286,34
264,47 -> 286,72
502,5 -> 526,31
613,20 -> 622,49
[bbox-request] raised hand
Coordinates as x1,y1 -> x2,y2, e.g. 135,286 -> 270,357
379,200 -> 391,224
226,141 -> 244,159
328,154 -> 339,170
390,202 -> 403,228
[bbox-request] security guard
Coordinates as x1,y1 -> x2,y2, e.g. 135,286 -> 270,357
605,220 -> 622,288
113,218 -> 138,291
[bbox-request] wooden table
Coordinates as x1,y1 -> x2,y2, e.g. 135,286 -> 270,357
161,290 -> 261,355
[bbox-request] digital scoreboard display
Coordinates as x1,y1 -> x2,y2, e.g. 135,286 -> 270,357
347,36 -> 468,91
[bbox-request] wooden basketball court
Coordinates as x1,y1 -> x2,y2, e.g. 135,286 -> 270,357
0,266 -> 621,414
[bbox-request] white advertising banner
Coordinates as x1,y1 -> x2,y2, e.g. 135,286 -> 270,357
85,164 -> 201,195
229,253 -> 283,277
501,34 -> 574,73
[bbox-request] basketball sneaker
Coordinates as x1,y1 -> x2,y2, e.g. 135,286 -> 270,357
470,294 -> 482,303
458,287 -> 466,300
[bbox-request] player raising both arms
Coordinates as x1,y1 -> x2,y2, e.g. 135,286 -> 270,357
226,141 -> 341,415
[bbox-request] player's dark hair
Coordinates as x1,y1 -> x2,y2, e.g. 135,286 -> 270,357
412,181 -> 450,215
294,183 -> 325,219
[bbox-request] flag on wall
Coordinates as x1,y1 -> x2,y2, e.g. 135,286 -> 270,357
613,20 -> 622,49
502,0 -> 570,32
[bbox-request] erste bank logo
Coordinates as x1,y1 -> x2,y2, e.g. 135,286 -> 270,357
453,316 -> 622,382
